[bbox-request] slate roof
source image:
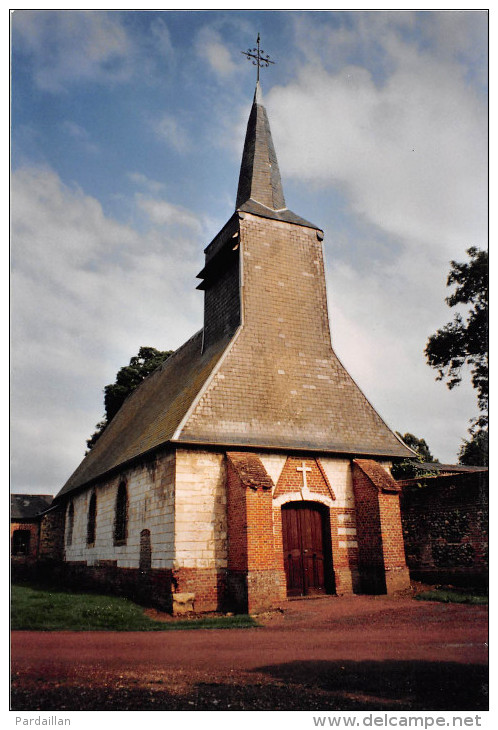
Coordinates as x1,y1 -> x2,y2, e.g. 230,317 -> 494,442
56,331 -> 231,498
11,494 -> 53,520
235,82 -> 321,231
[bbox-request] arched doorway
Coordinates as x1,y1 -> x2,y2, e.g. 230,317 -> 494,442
282,501 -> 333,596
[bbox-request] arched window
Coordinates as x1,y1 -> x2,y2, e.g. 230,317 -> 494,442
66,501 -> 75,546
114,481 -> 128,545
87,492 -> 97,545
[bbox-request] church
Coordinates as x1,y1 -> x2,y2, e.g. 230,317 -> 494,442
51,65 -> 414,614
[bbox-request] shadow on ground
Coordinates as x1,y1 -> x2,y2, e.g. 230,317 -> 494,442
11,660 -> 488,711
253,659 -> 488,711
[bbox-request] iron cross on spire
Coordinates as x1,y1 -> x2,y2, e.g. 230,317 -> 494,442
241,33 -> 275,83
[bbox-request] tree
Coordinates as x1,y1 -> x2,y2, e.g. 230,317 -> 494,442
391,432 -> 439,480
424,247 -> 488,467
458,430 -> 488,467
425,247 -> 488,419
396,432 -> 437,463
86,346 -> 173,451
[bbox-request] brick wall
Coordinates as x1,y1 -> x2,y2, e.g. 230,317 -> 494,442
352,461 -> 410,594
399,471 -> 488,588
59,562 -> 174,612
10,521 -> 39,560
171,566 -> 226,613
226,454 -> 287,613
273,456 -> 361,595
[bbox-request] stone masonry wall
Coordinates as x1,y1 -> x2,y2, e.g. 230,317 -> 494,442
400,472 -> 488,588
173,449 -> 228,612
64,451 -> 175,569
174,449 -> 227,570
39,508 -> 65,561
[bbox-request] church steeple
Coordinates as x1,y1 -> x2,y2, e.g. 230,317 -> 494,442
236,35 -> 319,229
235,81 -> 320,230
236,81 -> 286,211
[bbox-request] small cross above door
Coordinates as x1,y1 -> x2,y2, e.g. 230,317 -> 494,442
296,462 -> 312,498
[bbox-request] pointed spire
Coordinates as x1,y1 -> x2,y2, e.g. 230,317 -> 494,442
235,81 -> 286,211
253,79 -> 264,105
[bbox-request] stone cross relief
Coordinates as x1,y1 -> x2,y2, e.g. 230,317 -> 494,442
296,462 -> 312,500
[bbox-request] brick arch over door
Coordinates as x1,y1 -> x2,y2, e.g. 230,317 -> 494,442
273,456 -> 336,503
281,500 -> 335,597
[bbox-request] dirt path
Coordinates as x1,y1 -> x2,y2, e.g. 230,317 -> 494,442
11,596 -> 488,711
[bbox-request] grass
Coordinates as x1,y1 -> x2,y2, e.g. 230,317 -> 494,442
11,583 -> 259,631
415,587 -> 488,605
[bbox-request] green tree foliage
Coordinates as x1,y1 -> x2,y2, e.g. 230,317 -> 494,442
425,247 -> 488,418
396,432 -> 437,463
391,432 -> 439,480
458,429 -> 488,467
424,247 -> 488,467
86,346 -> 173,451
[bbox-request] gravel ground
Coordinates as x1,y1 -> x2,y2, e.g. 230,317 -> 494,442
11,595 -> 488,711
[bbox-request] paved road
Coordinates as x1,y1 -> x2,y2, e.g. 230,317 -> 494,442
11,596 -> 488,711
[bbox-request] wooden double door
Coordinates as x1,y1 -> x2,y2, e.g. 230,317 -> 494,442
282,502 -> 332,596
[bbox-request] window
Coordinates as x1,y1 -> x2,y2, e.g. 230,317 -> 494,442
66,501 -> 74,546
87,492 -> 97,545
114,481 -> 128,545
12,529 -> 31,556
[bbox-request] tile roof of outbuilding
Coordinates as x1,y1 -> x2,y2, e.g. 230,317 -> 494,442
11,494 -> 53,520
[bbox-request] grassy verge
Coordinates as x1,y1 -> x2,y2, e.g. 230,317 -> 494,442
415,587 -> 488,605
11,583 -> 259,631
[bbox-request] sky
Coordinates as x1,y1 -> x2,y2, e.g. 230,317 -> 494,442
10,9 -> 488,495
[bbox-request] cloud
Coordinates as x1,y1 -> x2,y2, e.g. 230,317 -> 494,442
269,60 -> 486,258
263,13 -> 487,461
61,120 -> 99,154
127,172 -> 165,195
136,195 -> 202,233
11,166 -> 204,492
195,27 -> 237,78
153,112 -> 191,153
149,16 -> 174,59
325,253 -> 478,463
12,10 -> 133,91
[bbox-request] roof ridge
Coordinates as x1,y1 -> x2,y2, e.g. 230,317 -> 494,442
156,329 -> 203,372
